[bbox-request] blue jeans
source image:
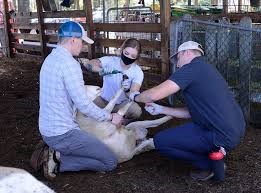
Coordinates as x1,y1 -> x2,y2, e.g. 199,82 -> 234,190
42,129 -> 117,172
154,122 -> 216,170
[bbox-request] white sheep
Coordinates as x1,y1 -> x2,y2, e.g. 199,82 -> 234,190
0,166 -> 55,193
76,86 -> 172,163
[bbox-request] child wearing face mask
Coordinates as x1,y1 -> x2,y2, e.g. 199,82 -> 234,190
84,38 -> 144,122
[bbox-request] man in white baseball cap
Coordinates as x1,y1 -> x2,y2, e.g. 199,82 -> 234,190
36,21 -> 123,179
170,40 -> 204,58
133,40 -> 245,182
170,41 -> 204,69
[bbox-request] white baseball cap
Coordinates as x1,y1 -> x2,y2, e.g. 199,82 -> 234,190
170,41 -> 204,59
58,21 -> 94,44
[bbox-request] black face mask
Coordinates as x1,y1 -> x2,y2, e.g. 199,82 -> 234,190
121,52 -> 136,65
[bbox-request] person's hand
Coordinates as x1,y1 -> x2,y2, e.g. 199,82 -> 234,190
111,113 -> 123,128
100,65 -> 114,75
129,91 -> 140,101
145,103 -> 163,115
122,78 -> 131,91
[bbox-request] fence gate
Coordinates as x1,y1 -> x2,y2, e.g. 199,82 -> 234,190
170,15 -> 261,124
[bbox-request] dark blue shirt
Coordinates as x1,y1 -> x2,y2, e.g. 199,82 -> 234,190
169,56 -> 245,150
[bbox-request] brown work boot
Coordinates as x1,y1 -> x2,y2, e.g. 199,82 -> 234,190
30,140 -> 47,171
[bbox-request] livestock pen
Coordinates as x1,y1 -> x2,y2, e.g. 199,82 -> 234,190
0,0 -> 261,192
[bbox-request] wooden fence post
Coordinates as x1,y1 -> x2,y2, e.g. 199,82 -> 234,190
84,0 -> 95,59
36,0 -> 47,59
239,17 -> 252,120
160,0 -> 170,80
3,0 -> 12,57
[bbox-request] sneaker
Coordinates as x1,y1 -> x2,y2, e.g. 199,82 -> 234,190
43,147 -> 59,180
212,161 -> 227,182
190,169 -> 214,181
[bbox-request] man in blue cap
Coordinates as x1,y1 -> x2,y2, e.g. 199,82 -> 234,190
38,21 -> 122,179
132,41 -> 246,182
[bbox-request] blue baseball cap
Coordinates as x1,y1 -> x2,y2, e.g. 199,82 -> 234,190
58,21 -> 94,44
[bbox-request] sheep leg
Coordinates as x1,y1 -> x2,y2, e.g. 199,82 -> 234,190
125,115 -> 173,130
116,101 -> 133,116
104,88 -> 124,113
131,138 -> 155,156
104,74 -> 130,113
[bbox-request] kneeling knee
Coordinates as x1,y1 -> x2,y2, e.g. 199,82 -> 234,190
104,158 -> 118,171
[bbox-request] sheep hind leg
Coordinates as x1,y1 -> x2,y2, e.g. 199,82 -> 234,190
131,138 -> 155,156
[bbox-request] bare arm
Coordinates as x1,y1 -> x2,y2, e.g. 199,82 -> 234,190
160,106 -> 191,119
135,80 -> 181,103
130,82 -> 141,92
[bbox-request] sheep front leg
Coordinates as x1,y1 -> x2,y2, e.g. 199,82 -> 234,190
104,75 -> 130,113
104,88 -> 124,113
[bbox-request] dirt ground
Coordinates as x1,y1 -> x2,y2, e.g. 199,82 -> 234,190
0,57 -> 261,193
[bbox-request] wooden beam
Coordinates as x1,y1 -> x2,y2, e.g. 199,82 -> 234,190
94,23 -> 161,33
36,0 -> 47,58
43,10 -> 86,18
83,0 -> 94,59
96,38 -> 161,51
12,33 -> 40,41
13,42 -> 41,52
14,10 -> 86,19
160,0 -> 170,80
13,52 -> 42,60
11,23 -> 38,29
3,0 -> 12,57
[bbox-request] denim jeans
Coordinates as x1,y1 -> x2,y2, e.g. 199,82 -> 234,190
42,129 -> 117,172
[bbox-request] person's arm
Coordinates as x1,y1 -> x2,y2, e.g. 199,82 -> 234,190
63,60 -> 111,121
135,79 -> 181,103
125,67 -> 143,99
145,103 -> 191,119
159,106 -> 191,119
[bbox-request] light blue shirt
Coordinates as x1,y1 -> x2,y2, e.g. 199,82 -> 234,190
39,46 -> 111,137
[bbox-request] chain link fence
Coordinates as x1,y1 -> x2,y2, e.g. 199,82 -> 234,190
104,6 -> 160,42
0,11 -> 7,56
170,15 -> 261,125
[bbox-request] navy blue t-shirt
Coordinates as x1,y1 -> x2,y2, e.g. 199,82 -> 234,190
169,56 -> 245,150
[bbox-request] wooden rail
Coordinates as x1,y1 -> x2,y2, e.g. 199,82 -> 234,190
4,0 -> 171,86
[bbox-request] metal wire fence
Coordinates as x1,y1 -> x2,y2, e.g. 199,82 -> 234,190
105,6 -> 160,42
0,11 -> 7,56
170,15 -> 261,124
